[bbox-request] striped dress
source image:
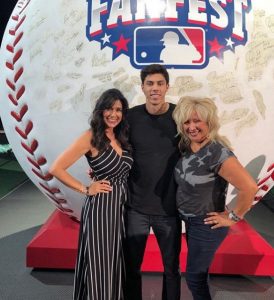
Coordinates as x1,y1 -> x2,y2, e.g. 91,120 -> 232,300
73,146 -> 133,300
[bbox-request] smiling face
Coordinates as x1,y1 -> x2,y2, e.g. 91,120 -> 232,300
141,73 -> 169,107
103,100 -> 123,129
183,111 -> 209,144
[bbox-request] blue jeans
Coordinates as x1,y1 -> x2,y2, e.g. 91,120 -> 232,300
181,214 -> 229,300
125,208 -> 182,300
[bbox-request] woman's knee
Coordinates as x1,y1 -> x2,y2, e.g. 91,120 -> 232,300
185,271 -> 209,289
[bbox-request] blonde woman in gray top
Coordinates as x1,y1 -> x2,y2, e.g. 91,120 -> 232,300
173,96 -> 257,300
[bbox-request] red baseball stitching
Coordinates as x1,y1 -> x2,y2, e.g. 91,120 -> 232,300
254,169 -> 274,203
3,0 -> 272,218
4,0 -> 76,219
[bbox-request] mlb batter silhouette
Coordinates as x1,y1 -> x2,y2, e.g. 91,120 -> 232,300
160,30 -> 201,64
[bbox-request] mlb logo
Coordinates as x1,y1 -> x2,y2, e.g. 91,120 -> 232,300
132,26 -> 207,69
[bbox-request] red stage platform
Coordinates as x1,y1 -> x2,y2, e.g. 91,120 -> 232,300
26,210 -> 274,275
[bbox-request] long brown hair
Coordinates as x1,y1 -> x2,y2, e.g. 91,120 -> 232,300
89,88 -> 131,153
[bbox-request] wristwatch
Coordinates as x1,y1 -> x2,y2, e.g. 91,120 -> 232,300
228,210 -> 241,222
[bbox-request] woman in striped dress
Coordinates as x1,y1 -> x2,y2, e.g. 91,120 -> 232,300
50,89 -> 133,300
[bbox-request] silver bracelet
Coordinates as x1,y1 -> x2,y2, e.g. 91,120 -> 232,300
228,210 -> 241,222
80,184 -> 89,195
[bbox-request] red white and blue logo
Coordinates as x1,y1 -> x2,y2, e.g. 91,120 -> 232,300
86,0 -> 252,69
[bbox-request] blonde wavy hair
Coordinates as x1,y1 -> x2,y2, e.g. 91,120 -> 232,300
172,96 -> 232,152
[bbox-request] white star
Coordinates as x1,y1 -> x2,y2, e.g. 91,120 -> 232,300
225,37 -> 235,49
101,33 -> 111,45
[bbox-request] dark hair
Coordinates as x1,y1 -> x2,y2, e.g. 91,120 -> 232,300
140,64 -> 169,84
89,88 -> 131,153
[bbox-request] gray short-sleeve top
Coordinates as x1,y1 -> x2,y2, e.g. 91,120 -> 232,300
174,141 -> 235,216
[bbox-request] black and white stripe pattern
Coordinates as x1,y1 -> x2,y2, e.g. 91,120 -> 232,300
73,147 -> 133,300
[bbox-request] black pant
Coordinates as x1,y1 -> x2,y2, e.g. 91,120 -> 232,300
125,208 -> 182,300
182,214 -> 229,300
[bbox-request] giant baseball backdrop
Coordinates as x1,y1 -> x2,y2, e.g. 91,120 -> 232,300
0,0 -> 273,223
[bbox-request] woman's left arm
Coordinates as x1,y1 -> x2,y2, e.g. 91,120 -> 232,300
205,156 -> 258,228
